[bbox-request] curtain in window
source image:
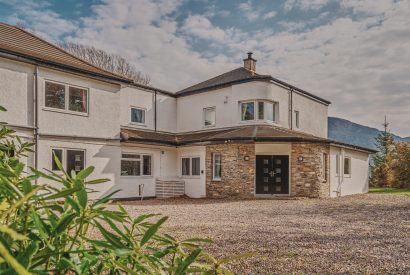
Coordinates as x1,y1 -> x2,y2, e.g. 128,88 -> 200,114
192,157 -> 200,176
131,108 -> 145,123
241,102 -> 254,120
182,158 -> 190,175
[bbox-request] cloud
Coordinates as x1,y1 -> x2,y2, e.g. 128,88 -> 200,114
238,1 -> 276,22
284,0 -> 330,12
181,15 -> 226,42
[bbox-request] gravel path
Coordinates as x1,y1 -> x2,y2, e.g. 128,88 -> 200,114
109,194 -> 410,274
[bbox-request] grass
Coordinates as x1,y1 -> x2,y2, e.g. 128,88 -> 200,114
369,187 -> 410,196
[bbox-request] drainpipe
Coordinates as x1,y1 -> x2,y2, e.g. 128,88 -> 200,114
34,65 -> 39,172
289,88 -> 294,130
154,90 -> 157,132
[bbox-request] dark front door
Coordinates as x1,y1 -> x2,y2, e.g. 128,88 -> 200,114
256,155 -> 289,195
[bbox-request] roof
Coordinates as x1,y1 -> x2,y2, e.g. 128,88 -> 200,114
176,67 -> 331,105
0,23 -> 130,82
120,125 -> 376,153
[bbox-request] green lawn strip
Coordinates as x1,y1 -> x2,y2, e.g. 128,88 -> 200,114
369,187 -> 410,196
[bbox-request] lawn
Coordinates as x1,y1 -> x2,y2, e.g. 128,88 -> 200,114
369,187 -> 410,195
107,193 -> 410,274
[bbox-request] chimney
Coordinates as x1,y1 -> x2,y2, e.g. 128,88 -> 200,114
243,52 -> 256,74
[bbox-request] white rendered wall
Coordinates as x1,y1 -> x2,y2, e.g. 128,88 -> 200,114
120,86 -> 177,133
0,57 -> 34,128
37,68 -> 121,139
292,92 -> 328,138
177,146 -> 206,198
329,146 -> 370,197
37,138 -> 121,200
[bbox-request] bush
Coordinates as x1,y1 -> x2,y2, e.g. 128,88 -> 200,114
0,107 -> 251,274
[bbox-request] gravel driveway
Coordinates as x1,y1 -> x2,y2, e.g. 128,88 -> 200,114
111,194 -> 410,274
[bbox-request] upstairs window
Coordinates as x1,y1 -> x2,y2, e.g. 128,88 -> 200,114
181,157 -> 200,176
294,110 -> 300,128
240,100 -> 276,122
44,81 -> 88,114
131,107 -> 145,124
203,107 -> 216,127
51,148 -> 85,174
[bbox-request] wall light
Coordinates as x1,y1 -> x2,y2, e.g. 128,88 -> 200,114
298,156 -> 304,162
244,156 -> 250,161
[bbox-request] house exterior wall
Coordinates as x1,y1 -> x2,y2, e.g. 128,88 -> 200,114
205,143 -> 255,198
177,146 -> 206,198
0,57 -> 35,128
329,146 -> 369,197
120,87 -> 177,133
291,143 -> 330,198
292,92 -> 328,138
37,68 -> 121,139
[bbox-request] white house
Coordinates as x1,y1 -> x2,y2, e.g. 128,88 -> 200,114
0,23 -> 375,200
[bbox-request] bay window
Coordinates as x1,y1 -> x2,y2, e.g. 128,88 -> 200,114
121,153 -> 152,176
240,100 -> 276,122
44,80 -> 88,114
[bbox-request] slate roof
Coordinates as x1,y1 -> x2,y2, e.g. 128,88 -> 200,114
0,23 -> 130,82
120,125 -> 376,153
176,67 -> 331,105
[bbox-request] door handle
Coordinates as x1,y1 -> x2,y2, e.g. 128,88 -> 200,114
269,171 -> 276,177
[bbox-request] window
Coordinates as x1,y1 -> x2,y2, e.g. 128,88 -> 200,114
181,157 -> 200,176
203,107 -> 216,127
69,87 -> 87,113
240,100 -> 276,122
213,153 -> 222,180
131,107 -> 145,124
44,81 -> 88,114
121,153 -> 152,176
322,153 -> 328,182
294,110 -> 300,128
344,157 -> 351,176
51,148 -> 85,174
335,154 -> 340,175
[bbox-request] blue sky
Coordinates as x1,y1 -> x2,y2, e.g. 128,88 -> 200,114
0,0 -> 409,136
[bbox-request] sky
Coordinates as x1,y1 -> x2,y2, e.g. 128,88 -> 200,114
0,0 -> 409,136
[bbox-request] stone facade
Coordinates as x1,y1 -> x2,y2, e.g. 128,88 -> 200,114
206,143 -> 255,198
290,143 -> 330,198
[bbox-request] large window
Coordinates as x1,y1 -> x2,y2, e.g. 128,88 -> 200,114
240,100 -> 276,122
203,107 -> 216,127
344,157 -> 351,177
121,153 -> 152,176
212,153 -> 222,180
131,107 -> 146,124
181,157 -> 200,176
45,81 -> 88,113
51,148 -> 85,174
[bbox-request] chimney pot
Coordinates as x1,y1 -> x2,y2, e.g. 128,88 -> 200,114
243,52 -> 257,74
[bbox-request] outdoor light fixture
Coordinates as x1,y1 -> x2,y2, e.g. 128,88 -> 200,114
244,156 -> 250,161
298,156 -> 304,162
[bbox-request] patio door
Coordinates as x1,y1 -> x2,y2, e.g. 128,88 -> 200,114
256,155 -> 289,195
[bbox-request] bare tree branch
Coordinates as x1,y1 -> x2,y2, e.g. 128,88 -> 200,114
60,42 -> 151,85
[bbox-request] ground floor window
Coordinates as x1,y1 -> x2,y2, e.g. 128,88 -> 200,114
344,157 -> 351,177
322,153 -> 328,182
121,153 -> 152,176
335,154 -> 340,176
51,148 -> 85,174
181,157 -> 200,176
212,153 -> 222,180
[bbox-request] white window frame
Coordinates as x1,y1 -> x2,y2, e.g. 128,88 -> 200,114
322,153 -> 328,182
181,156 -> 201,178
130,107 -> 146,125
212,153 -> 222,181
203,106 -> 216,128
120,153 -> 152,177
343,156 -> 352,177
294,110 -> 300,128
51,148 -> 86,173
43,79 -> 89,116
239,100 -> 278,123
335,154 -> 340,176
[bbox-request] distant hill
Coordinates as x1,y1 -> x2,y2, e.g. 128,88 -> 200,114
328,117 -> 410,151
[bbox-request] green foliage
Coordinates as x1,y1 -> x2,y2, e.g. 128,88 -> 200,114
369,187 -> 410,196
0,107 -> 252,274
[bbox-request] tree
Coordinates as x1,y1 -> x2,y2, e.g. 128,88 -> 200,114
391,142 -> 410,188
60,42 -> 151,85
370,117 -> 395,187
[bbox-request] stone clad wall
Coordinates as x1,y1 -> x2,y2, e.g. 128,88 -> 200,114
290,143 -> 330,198
205,143 -> 255,198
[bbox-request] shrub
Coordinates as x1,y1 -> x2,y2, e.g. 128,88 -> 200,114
0,107 -> 251,274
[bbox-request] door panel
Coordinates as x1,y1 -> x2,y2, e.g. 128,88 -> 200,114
256,155 -> 289,195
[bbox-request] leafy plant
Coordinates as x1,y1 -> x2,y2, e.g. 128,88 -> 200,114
0,107 -> 253,274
